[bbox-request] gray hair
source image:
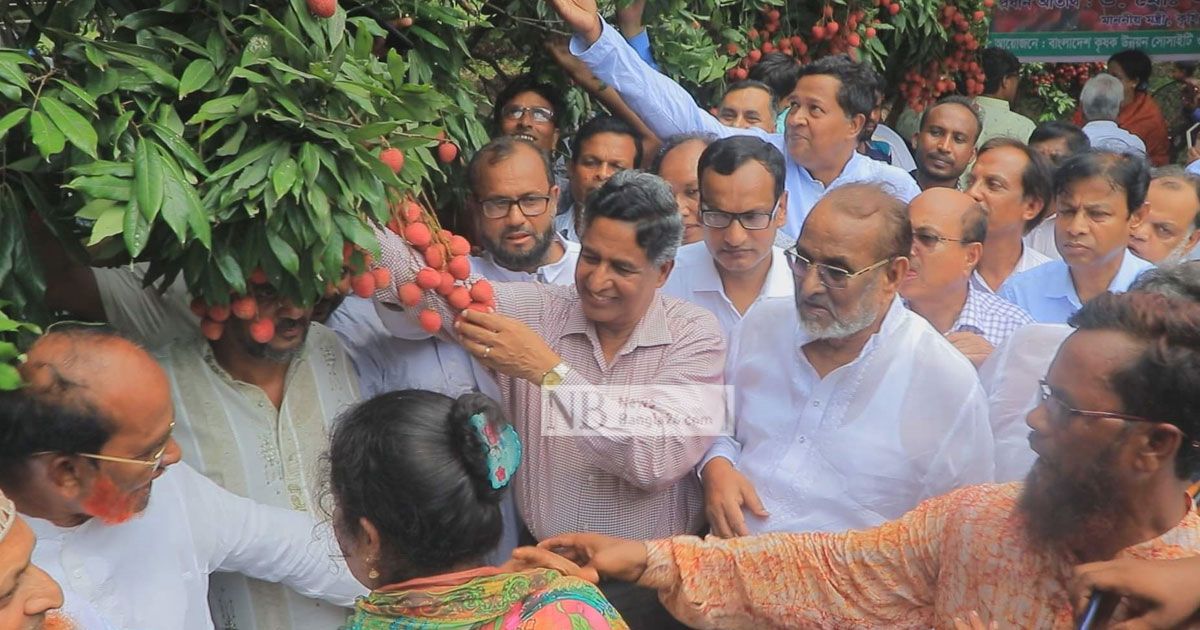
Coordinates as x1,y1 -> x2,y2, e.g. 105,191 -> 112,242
1151,166 -> 1200,230
1080,74 -> 1125,122
1130,261 -> 1200,302
582,170 -> 683,266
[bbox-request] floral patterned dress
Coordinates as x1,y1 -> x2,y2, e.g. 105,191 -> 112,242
341,566 -> 629,630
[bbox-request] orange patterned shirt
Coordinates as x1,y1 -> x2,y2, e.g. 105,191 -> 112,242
638,483 -> 1200,629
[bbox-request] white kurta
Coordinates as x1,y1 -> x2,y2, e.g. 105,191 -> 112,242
25,463 -> 364,630
93,266 -> 363,629
156,325 -> 360,630
704,297 -> 995,534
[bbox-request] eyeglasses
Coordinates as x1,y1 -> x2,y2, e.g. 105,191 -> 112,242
1037,380 -> 1159,425
501,105 -> 555,124
912,229 -> 972,250
479,194 -> 552,219
33,422 -> 175,469
785,249 -> 894,289
700,202 -> 780,230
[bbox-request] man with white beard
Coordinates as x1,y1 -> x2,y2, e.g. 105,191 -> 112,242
1128,167 -> 1200,265
699,183 -> 994,538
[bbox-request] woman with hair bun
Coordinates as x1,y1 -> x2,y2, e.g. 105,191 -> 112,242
326,389 -> 627,629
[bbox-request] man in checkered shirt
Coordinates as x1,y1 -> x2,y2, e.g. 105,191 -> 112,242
901,188 -> 1035,368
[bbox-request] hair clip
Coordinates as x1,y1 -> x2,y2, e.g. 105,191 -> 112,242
469,412 -> 522,489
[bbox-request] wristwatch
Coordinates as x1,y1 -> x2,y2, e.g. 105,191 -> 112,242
539,362 -> 571,390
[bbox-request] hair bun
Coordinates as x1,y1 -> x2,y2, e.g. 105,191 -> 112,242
448,393 -> 512,504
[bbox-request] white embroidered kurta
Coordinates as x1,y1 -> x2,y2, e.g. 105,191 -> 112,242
156,325 -> 360,630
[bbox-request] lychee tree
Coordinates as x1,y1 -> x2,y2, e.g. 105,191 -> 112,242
0,0 -> 484,327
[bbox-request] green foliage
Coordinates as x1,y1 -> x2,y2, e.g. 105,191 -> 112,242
0,302 -> 40,391
0,0 -> 484,317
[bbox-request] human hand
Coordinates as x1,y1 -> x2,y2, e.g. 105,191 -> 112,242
502,546 -> 594,581
701,457 -> 768,538
1071,557 -> 1200,630
946,331 -> 994,369
537,533 -> 650,583
545,0 -> 603,44
615,0 -> 647,36
454,308 -> 561,383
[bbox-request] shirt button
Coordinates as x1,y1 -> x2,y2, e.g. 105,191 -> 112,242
798,436 -> 807,443
812,400 -> 821,407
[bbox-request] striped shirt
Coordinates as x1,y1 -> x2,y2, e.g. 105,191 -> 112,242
374,226 -> 727,541
952,283 -> 1035,347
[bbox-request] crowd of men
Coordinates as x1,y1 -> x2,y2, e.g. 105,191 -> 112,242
5,0 -> 1200,627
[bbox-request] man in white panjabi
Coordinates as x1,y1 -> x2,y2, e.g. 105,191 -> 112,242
698,184 -> 994,539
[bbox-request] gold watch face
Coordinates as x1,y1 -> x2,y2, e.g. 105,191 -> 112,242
542,370 -> 563,388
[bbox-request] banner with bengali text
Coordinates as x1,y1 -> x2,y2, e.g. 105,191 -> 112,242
989,0 -> 1200,61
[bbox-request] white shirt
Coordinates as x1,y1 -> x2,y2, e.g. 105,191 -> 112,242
328,296 -> 494,399
978,323 -> 1074,482
470,235 -> 580,285
1082,120 -> 1148,155
970,244 -> 1052,294
569,21 -> 920,239
26,463 -> 363,630
555,206 -> 582,243
662,243 -> 793,337
156,326 -> 360,630
872,123 -> 918,173
1023,216 -> 1062,262
706,297 -> 994,534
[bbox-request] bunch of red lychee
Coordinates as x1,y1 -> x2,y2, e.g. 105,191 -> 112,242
384,197 -> 496,333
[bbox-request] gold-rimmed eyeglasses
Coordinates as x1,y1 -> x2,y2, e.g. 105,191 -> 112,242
33,421 -> 175,469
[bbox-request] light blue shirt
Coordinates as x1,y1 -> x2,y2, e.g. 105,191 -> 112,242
1188,158 -> 1200,177
999,249 -> 1155,323
570,21 -> 920,239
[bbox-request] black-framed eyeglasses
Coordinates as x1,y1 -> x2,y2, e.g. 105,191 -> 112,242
785,249 -> 894,290
912,229 -> 973,250
501,105 -> 555,124
479,194 -> 552,219
700,201 -> 779,231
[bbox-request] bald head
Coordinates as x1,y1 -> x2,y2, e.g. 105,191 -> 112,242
807,183 -> 913,260
910,188 -> 988,244
20,329 -> 169,421
1,328 -> 174,484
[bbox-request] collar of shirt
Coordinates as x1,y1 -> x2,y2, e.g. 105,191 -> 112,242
475,234 -> 580,284
971,244 -> 1051,294
794,150 -> 868,190
685,244 -> 793,300
1083,120 -> 1119,131
555,206 -> 581,243
1047,249 -> 1153,308
951,283 -> 988,336
975,96 -> 1013,113
560,290 -> 674,355
199,328 -> 309,387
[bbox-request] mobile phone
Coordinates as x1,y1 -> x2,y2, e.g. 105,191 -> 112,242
1077,590 -> 1110,630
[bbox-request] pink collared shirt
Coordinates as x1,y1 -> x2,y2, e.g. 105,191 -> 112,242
374,226 -> 726,540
